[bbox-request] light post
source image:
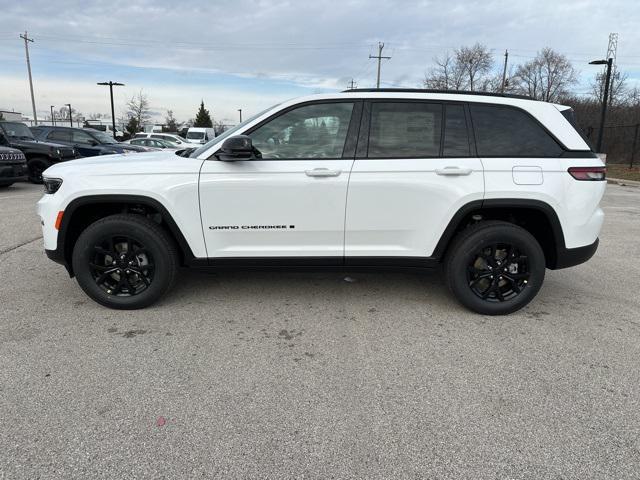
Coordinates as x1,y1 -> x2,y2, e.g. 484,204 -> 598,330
589,58 -> 613,153
66,103 -> 73,127
238,109 -> 242,123
50,105 -> 55,126
97,81 -> 125,138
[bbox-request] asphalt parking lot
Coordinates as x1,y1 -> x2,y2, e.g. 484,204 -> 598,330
1,182 -> 639,479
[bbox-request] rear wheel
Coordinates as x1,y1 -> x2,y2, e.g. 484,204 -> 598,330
27,157 -> 51,184
444,221 -> 546,315
72,214 -> 179,309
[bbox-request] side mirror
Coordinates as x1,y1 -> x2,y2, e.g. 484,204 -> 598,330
89,140 -> 99,147
216,135 -> 256,162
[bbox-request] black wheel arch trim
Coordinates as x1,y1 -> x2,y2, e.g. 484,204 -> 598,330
432,198 -> 597,270
53,194 -> 196,276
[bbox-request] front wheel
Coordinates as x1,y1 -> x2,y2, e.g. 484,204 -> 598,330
27,157 -> 51,184
72,214 -> 179,309
444,221 -> 546,315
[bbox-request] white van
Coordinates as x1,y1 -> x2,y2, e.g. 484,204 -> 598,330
186,127 -> 216,144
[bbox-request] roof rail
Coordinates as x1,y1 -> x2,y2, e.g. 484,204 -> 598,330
342,88 -> 532,101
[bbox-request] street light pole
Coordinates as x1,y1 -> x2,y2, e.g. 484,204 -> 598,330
66,103 -> 73,127
238,109 -> 242,123
589,58 -> 613,153
50,105 -> 55,126
97,81 -> 125,139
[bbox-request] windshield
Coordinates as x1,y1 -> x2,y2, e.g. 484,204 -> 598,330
88,130 -> 118,144
189,105 -> 280,158
0,122 -> 34,140
187,131 -> 205,139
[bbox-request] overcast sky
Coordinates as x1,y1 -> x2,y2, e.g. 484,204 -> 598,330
1,0 -> 639,125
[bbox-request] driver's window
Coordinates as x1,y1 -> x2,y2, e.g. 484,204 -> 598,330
249,102 -> 354,159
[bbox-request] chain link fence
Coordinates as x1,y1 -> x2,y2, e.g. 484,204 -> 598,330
582,124 -> 640,167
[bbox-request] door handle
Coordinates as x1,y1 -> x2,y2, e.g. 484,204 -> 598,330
305,168 -> 342,177
435,166 -> 473,176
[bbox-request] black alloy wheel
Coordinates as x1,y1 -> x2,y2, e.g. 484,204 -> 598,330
90,236 -> 155,296
445,221 -> 545,315
466,243 -> 530,302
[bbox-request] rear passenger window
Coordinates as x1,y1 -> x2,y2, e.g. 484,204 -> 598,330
47,130 -> 72,142
443,104 -> 470,156
470,104 -> 563,157
368,102 -> 442,158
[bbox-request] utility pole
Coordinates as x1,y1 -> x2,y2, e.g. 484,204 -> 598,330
97,81 -> 125,138
501,50 -> 509,93
347,79 -> 357,90
369,42 -> 391,89
238,109 -> 242,123
66,103 -> 73,127
20,31 -> 37,125
50,105 -> 56,126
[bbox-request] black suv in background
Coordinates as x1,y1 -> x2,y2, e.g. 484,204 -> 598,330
0,146 -> 27,187
0,121 -> 78,183
30,126 -> 149,157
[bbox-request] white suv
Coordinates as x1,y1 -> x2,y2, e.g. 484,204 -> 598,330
37,89 -> 605,314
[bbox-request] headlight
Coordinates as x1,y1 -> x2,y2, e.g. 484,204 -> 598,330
43,177 -> 63,194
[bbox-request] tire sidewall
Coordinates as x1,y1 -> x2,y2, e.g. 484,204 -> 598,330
28,157 -> 51,184
447,224 -> 546,315
72,218 -> 175,309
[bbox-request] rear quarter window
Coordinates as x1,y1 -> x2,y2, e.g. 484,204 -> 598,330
470,104 -> 563,157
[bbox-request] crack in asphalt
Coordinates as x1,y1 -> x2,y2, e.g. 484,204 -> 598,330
0,236 -> 43,257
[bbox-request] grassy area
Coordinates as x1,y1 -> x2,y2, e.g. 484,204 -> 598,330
606,164 -> 640,182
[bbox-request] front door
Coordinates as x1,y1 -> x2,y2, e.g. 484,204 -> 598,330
199,101 -> 360,261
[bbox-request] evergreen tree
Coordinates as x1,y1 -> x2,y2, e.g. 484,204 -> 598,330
194,101 -> 213,128
125,116 -> 140,136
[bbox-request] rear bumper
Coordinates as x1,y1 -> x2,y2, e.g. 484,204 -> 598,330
553,238 -> 599,269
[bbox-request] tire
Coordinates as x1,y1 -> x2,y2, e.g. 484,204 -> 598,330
27,157 -> 51,184
444,221 -> 546,315
72,214 -> 179,309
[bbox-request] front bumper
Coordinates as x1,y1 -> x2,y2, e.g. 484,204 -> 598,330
0,163 -> 28,183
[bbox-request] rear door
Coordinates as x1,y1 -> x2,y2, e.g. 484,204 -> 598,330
345,100 -> 484,259
199,100 -> 361,260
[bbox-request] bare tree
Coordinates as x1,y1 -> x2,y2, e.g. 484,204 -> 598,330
423,44 -> 493,91
423,53 -> 466,90
165,110 -> 178,132
591,70 -> 628,107
456,43 -> 493,91
126,90 -> 151,127
512,48 -> 577,102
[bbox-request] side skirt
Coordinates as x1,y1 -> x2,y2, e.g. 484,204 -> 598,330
187,256 -> 441,271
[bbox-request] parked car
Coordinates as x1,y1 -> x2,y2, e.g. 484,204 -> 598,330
0,121 -> 78,183
83,123 -> 125,141
124,138 -> 179,150
186,127 -> 216,144
37,89 -> 605,314
30,126 -> 150,157
0,146 -> 27,187
132,132 -> 190,147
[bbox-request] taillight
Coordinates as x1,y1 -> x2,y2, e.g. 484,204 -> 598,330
568,166 -> 606,181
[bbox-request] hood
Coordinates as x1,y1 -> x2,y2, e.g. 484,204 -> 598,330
11,138 -> 72,149
43,150 -> 203,178
117,143 -> 148,152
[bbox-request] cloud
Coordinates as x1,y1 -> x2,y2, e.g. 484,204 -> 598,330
1,0 -> 639,121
